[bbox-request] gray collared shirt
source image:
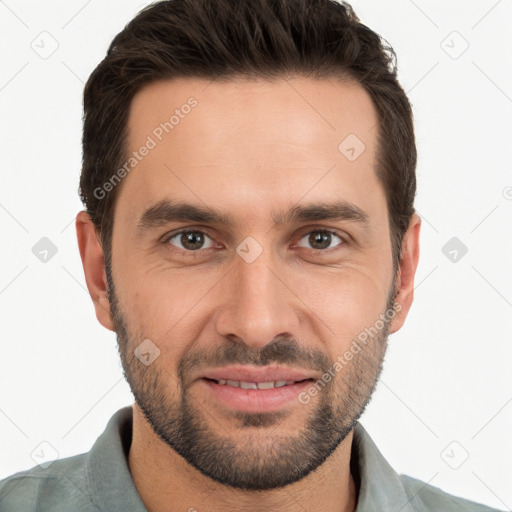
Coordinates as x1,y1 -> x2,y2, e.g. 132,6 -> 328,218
0,406 -> 503,511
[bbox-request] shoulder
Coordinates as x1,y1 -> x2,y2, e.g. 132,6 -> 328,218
0,453 -> 101,512
399,474 -> 505,512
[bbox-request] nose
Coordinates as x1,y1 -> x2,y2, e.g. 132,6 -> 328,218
214,245 -> 301,349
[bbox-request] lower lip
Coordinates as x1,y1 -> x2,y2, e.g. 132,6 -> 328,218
200,378 -> 313,413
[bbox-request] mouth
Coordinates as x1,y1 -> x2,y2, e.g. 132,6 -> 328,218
197,367 -> 317,413
203,377 -> 312,389
200,365 -> 317,384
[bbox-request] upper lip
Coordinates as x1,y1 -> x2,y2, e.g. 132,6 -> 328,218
200,366 -> 316,383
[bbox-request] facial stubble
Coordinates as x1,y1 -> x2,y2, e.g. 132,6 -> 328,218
106,260 -> 396,491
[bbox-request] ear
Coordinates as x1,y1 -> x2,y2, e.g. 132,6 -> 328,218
388,212 -> 421,334
75,211 -> 115,331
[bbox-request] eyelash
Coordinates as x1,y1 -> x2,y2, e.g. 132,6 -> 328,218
161,228 -> 348,255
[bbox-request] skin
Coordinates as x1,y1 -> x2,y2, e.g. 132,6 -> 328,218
76,76 -> 421,512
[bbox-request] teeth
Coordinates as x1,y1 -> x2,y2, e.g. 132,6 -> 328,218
240,381 -> 258,389
257,381 -> 275,389
214,379 -> 296,389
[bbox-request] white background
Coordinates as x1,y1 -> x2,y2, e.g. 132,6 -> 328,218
0,0 -> 511,509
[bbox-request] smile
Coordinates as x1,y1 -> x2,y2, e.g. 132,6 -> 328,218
210,378 -> 300,389
200,377 -> 315,413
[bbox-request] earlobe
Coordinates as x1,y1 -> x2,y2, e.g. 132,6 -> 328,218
75,211 -> 115,331
388,212 -> 421,334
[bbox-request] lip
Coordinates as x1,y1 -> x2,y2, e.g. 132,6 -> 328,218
200,365 -> 316,383
197,365 -> 317,413
200,377 -> 314,413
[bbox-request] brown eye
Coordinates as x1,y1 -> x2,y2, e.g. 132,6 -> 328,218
296,230 -> 343,251
165,230 -> 214,251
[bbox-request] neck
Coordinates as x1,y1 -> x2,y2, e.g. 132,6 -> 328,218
128,403 -> 358,512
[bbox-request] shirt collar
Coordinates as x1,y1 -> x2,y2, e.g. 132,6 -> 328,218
86,406 -> 147,511
352,421 -> 417,512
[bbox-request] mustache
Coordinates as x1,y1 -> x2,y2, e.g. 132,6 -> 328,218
178,336 -> 331,381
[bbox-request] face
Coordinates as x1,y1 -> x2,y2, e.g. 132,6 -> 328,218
102,76 -> 406,490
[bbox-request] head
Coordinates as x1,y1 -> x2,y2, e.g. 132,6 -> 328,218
76,0 -> 420,491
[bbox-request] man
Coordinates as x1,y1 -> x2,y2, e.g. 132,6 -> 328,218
0,0 -> 503,510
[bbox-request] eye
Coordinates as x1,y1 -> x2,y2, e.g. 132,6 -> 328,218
164,229 -> 215,251
162,228 -> 346,255
296,230 -> 344,251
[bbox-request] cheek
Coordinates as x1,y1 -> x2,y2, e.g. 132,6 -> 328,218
297,264 -> 390,347
122,268 -> 215,354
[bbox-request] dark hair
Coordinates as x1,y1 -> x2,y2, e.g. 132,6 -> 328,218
79,0 -> 416,277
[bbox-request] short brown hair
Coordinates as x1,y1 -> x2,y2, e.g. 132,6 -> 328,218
79,0 -> 416,276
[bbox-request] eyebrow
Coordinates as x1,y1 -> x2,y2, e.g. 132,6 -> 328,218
136,198 -> 370,234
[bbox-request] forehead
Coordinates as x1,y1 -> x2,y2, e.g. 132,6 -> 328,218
116,75 -> 383,228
